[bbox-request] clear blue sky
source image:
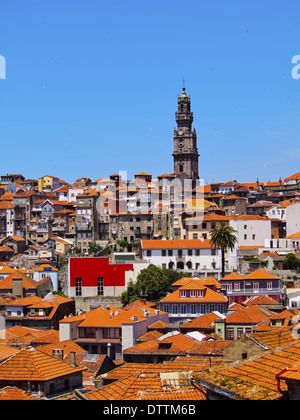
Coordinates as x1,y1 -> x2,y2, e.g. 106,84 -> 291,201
1,0 -> 300,185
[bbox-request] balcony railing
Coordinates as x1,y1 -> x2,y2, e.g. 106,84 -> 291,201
226,287 -> 281,296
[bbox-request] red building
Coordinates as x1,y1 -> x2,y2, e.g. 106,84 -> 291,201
69,257 -> 134,299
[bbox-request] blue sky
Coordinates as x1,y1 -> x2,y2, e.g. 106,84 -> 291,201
1,0 -> 300,185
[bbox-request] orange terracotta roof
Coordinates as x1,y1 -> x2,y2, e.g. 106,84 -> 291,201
147,320 -> 169,329
137,330 -> 164,342
36,339 -> 86,359
194,340 -> 300,400
238,246 -> 265,250
221,195 -> 246,200
0,386 -> 40,400
160,284 -> 227,304
0,201 -> 14,209
0,327 -> 57,347
55,185 -> 69,192
123,299 -> 156,310
244,268 -> 279,280
34,264 -> 58,271
231,215 -> 267,221
135,172 -> 152,176
180,312 -> 224,330
0,343 -> 20,361
188,339 -> 231,356
87,372 -> 164,400
136,387 -> 205,400
249,324 -> 299,349
0,270 -> 37,290
141,239 -> 216,249
179,280 -> 207,291
4,235 -> 25,241
284,172 -> 300,181
221,272 -> 244,281
286,231 -> 300,239
60,304 -> 165,328
226,305 -> 274,324
277,199 -> 300,208
0,193 -> 16,201
171,277 -> 194,286
0,347 -> 85,382
30,329 -> 60,345
0,325 -> 40,340
254,317 -> 290,332
87,370 -> 205,400
122,332 -> 198,356
102,357 -> 223,383
243,295 -> 281,307
277,361 -> 300,382
0,246 -> 14,253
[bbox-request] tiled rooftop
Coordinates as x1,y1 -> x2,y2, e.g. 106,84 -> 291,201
101,357 -> 223,382
248,324 -> 300,349
86,371 -> 205,400
0,346 -> 85,382
193,340 -> 300,400
225,305 -> 275,324
123,332 -> 198,355
0,386 -> 40,400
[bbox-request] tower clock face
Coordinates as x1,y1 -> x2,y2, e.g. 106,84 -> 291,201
178,130 -> 183,136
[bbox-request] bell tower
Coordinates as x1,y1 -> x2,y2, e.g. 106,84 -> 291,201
172,86 -> 199,182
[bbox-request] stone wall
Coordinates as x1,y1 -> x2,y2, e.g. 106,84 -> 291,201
223,335 -> 266,362
74,295 -> 123,313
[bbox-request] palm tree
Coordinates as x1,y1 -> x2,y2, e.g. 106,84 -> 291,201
209,222 -> 237,278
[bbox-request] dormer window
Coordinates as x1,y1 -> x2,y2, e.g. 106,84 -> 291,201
180,290 -> 186,298
190,290 -> 196,298
197,290 -> 204,298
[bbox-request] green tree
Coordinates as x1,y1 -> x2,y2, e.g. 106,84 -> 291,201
282,253 -> 300,270
210,222 -> 238,278
88,242 -> 103,256
72,246 -> 82,255
161,268 -> 191,285
121,264 -> 171,306
116,239 -> 129,251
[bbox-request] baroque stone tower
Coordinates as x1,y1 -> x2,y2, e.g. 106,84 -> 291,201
172,87 -> 199,183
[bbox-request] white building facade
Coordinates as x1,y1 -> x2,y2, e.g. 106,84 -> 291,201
140,239 -> 228,274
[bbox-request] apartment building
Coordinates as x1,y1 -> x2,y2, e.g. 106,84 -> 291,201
184,214 -> 231,240
110,213 -> 154,243
75,190 -> 101,253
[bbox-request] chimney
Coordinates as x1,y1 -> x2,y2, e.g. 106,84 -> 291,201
107,343 -> 111,358
52,349 -> 64,360
12,277 -> 23,298
69,351 -> 77,367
